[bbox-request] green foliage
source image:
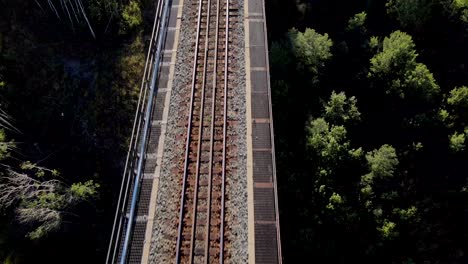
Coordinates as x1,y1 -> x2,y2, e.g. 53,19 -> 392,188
20,162 -> 59,178
269,0 -> 468,262
20,161 -> 36,171
386,0 -> 433,30
394,206 -> 419,221
378,219 -> 399,240
369,31 -> 417,77
1,159 -> 99,240
447,86 -> 468,108
361,173 -> 375,187
324,91 -> 361,123
439,108 -> 450,121
438,108 -> 456,128
289,28 -> 333,73
400,63 -> 440,101
28,223 -> 57,240
454,0 -> 468,9
70,180 -> 100,200
25,192 -> 65,210
449,131 -> 465,151
445,0 -> 468,23
121,1 -> 143,33
369,36 -> 380,50
366,145 -> 399,179
306,118 -> 349,163
370,31 -> 440,103
326,192 -> 344,210
443,86 -> 468,129
412,141 -> 424,151
348,147 -> 363,159
346,12 -> 367,32
360,145 -> 398,205
0,129 -> 9,161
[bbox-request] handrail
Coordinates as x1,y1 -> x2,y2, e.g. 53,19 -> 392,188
105,0 -> 169,262
118,0 -> 171,262
105,8 -> 159,263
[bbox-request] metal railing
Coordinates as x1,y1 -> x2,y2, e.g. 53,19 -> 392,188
105,0 -> 171,262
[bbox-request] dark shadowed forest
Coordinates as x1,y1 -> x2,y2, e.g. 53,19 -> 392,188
0,0 -> 152,262
266,0 -> 468,263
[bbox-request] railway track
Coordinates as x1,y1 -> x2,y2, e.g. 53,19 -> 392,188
175,0 -> 234,262
106,0 -> 282,261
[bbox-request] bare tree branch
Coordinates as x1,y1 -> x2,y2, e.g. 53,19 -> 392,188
68,0 -> 81,23
76,0 -> 96,38
0,170 -> 60,209
47,0 -> 62,20
62,0 -> 75,31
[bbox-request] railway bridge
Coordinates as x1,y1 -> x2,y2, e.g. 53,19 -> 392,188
105,0 -> 281,262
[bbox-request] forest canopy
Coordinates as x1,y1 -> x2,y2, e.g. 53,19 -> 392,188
268,0 -> 468,263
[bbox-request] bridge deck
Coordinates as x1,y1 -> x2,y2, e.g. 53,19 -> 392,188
245,0 -> 282,262
108,0 -> 281,261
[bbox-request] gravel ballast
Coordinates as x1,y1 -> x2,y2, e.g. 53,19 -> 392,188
148,0 -> 248,262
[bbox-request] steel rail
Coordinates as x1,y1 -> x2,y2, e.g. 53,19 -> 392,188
204,0 -> 220,261
118,0 -> 171,261
105,0 -> 162,261
219,0 -> 229,262
189,0 -> 212,261
175,0 -> 205,261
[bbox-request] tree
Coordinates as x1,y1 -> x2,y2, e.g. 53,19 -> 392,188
346,12 -> 367,33
401,63 -> 439,101
365,144 -> 399,179
120,0 -> 142,33
0,119 -> 99,240
289,28 -> 333,74
0,129 -> 11,161
324,91 -> 361,123
386,0 -> 434,31
447,86 -> 468,109
265,0 -> 467,262
369,31 -> 417,78
359,145 -> 420,241
449,131 -> 466,152
369,31 -> 440,103
360,144 -> 398,205
0,163 -> 99,239
454,0 -> 468,23
360,144 -> 399,201
306,118 -> 349,166
442,0 -> 468,24
378,219 -> 399,240
441,86 -> 468,128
